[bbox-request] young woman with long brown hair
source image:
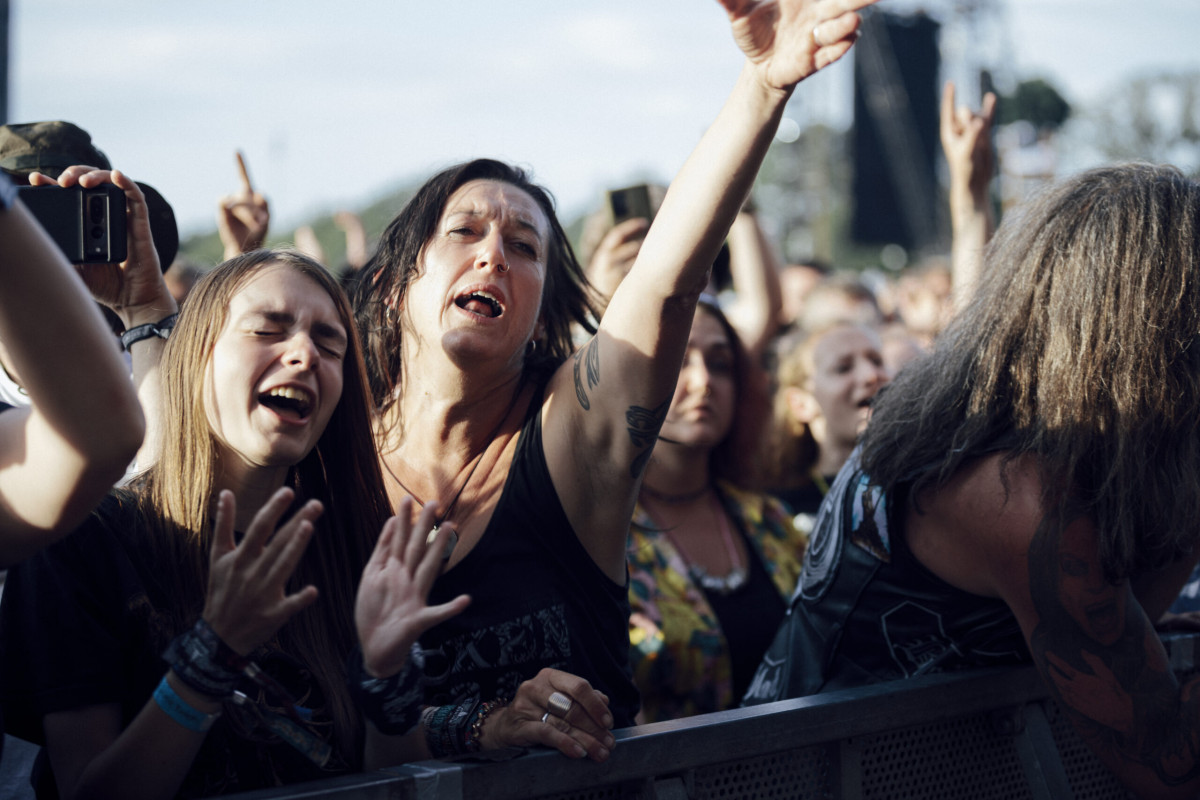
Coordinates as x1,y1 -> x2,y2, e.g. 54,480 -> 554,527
0,243 -> 465,798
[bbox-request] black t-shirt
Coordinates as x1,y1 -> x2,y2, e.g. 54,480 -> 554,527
0,493 -> 348,798
423,392 -> 640,727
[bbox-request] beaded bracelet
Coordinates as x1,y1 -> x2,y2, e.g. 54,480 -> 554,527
465,697 -> 508,753
162,618 -> 247,698
346,642 -> 425,736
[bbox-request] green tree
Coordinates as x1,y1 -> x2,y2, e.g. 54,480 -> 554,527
997,78 -> 1072,131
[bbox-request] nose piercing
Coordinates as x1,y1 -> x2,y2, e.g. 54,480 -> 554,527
496,262 -> 510,274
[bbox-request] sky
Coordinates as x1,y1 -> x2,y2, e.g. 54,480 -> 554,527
11,0 -> 1200,237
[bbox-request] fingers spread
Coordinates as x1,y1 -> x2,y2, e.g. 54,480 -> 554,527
211,490 -> 237,559
240,487 -> 299,553
261,518 -> 315,588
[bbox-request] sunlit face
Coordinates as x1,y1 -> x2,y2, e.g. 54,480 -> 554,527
204,264 -> 347,473
402,179 -> 549,370
658,309 -> 737,451
807,324 -> 890,447
1056,518 -> 1126,645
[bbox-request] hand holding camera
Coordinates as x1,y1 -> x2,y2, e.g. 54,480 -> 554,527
28,166 -> 176,330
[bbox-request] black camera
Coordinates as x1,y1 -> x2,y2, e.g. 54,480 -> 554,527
17,183 -> 127,263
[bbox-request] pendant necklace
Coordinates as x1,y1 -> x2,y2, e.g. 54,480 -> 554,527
643,485 -> 748,595
383,378 -> 526,547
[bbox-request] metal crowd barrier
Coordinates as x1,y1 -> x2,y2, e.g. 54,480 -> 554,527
227,635 -> 1200,800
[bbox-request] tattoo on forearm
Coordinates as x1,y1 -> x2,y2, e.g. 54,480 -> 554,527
625,400 -> 668,479
1026,515 -> 1200,787
573,339 -> 600,411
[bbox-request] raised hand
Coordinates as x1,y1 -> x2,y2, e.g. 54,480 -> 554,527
356,497 -> 470,678
334,211 -> 368,271
718,0 -> 880,92
587,217 -> 649,308
29,165 -> 176,330
479,668 -> 615,762
217,151 -> 270,260
941,81 -> 997,200
202,488 -> 321,656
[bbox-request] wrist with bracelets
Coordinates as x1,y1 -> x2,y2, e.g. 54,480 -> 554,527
347,642 -> 426,737
162,617 -> 248,698
155,618 -> 246,732
422,694 -> 508,756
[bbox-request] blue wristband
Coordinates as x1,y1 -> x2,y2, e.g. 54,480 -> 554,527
153,674 -> 221,733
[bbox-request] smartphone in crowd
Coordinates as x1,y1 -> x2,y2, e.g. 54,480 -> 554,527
17,184 -> 127,263
606,184 -> 655,228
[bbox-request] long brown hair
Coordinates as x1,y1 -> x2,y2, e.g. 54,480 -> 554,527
861,164 -> 1200,581
132,249 -> 390,767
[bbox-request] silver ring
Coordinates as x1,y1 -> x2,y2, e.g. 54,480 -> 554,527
547,691 -> 573,718
541,711 -> 551,723
812,25 -> 823,47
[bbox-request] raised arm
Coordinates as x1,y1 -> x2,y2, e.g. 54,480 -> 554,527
30,166 -> 179,471
217,151 -> 270,261
543,0 -> 878,580
940,81 -> 996,310
722,206 -> 784,361
0,175 -> 144,565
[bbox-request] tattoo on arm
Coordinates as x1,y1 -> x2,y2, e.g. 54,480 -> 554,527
625,400 -> 668,479
573,339 -> 600,411
1026,515 -> 1200,787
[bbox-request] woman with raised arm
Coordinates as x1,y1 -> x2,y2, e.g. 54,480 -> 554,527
0,239 -> 466,799
353,0 -> 876,761
0,171 -> 143,565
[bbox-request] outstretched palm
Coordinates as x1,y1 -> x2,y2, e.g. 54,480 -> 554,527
356,498 -> 470,678
719,0 -> 880,91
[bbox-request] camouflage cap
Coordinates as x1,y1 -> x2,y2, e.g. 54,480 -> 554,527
0,121 -> 111,177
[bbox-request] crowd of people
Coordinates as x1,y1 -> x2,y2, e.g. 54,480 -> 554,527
1,0 -> 1199,798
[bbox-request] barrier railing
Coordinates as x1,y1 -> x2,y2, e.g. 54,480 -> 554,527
225,635 -> 1200,799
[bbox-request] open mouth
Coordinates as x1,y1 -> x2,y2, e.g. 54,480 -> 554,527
259,386 -> 314,421
454,290 -> 503,319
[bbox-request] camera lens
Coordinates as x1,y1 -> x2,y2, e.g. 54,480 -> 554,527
91,225 -> 104,240
89,196 -> 105,224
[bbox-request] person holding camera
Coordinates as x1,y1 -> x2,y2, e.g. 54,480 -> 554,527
0,247 -> 469,798
0,169 -> 144,566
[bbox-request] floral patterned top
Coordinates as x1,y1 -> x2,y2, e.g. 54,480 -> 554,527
627,482 -> 807,722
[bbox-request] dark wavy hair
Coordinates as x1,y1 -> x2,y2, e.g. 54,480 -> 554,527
861,164 -> 1200,582
352,159 -> 599,415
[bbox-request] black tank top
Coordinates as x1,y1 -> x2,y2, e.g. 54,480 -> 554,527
421,390 -> 640,727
